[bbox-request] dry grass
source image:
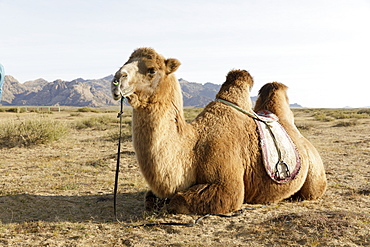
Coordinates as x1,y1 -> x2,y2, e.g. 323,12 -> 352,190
0,116 -> 68,148
0,108 -> 369,246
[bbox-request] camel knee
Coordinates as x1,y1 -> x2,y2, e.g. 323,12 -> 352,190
168,183 -> 243,214
144,190 -> 169,212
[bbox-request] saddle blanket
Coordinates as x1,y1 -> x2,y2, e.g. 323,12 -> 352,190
255,110 -> 301,183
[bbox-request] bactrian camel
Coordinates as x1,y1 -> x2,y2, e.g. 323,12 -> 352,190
111,48 -> 327,214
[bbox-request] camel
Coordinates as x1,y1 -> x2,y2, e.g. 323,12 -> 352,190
111,47 -> 327,215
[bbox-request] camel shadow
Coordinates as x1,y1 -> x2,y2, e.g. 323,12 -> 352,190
0,191 -> 146,224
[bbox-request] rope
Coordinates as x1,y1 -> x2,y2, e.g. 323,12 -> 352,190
113,97 -> 128,226
113,97 -> 265,228
215,98 -> 259,119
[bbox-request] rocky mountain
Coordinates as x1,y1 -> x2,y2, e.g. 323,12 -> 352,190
1,75 -> 302,108
2,76 -> 117,107
179,78 -> 221,108
1,76 -> 28,104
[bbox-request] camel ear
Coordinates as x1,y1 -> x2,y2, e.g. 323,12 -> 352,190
165,58 -> 181,74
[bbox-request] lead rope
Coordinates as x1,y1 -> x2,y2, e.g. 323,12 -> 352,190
113,97 -> 130,227
113,97 -> 265,228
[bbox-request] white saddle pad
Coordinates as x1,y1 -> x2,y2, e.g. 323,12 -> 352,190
255,110 -> 301,183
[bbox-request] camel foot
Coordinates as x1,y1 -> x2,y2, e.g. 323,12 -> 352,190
144,190 -> 169,212
167,194 -> 191,214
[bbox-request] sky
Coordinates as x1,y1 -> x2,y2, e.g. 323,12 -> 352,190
1,0 -> 369,108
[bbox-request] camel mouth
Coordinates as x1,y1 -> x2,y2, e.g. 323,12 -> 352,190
121,86 -> 134,98
112,87 -> 135,100
112,93 -> 122,101
112,75 -> 135,100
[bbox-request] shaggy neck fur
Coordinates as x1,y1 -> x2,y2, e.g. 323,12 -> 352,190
131,74 -> 196,198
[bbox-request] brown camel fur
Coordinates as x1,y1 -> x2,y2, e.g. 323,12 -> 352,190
111,48 -> 327,215
254,82 -> 327,201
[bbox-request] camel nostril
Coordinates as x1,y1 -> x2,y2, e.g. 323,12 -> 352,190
120,70 -> 128,79
121,72 -> 128,78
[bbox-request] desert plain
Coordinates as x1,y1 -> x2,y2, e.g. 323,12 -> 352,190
0,107 -> 369,246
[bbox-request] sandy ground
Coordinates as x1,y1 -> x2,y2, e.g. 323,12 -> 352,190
0,109 -> 369,246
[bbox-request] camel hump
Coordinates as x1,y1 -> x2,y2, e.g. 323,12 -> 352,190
216,69 -> 253,96
224,69 -> 254,88
215,69 -> 254,108
254,81 -> 293,122
258,82 -> 288,98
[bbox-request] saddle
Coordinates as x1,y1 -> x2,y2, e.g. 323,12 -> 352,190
255,110 -> 301,183
215,99 -> 301,183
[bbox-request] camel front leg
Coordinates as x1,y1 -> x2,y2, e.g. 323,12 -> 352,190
144,190 -> 170,212
168,182 -> 244,215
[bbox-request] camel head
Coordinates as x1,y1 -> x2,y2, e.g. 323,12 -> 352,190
111,48 -> 181,107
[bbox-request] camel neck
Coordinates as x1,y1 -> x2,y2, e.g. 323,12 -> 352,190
131,101 -> 195,198
133,79 -> 186,128
132,100 -> 187,134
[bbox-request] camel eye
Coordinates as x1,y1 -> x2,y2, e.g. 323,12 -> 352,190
148,68 -> 156,75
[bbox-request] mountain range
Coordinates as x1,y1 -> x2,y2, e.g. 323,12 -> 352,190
1,75 -> 302,108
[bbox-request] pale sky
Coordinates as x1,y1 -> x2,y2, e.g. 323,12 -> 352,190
1,0 -> 369,108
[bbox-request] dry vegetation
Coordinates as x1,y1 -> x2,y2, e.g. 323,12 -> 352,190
0,107 -> 369,246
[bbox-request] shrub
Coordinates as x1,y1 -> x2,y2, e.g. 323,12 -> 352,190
357,109 -> 370,116
69,112 -> 82,117
328,111 -> 351,119
349,113 -> 369,119
77,107 -> 99,113
333,121 -> 358,127
106,125 -> 132,142
313,113 -> 334,122
296,123 -> 314,130
0,117 -> 69,148
5,107 -> 27,113
74,115 -> 118,130
326,110 -> 369,119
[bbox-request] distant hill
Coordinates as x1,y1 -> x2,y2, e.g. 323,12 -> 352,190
2,75 -> 116,107
1,75 -> 302,108
179,78 -> 221,107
